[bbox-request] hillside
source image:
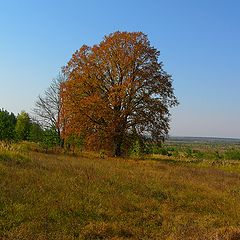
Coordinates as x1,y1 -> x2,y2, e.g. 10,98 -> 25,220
1,149 -> 240,239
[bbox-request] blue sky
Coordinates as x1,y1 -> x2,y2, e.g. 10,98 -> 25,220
0,0 -> 239,138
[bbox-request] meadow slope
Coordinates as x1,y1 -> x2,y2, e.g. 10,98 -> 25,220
1,150 -> 240,239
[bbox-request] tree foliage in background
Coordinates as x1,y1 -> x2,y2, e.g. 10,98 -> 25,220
64,133 -> 84,154
33,73 -> 66,146
61,31 -> 178,156
15,111 -> 31,141
28,121 -> 44,143
40,128 -> 60,153
0,109 -> 16,141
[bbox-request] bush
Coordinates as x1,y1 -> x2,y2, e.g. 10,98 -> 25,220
224,150 -> 240,160
192,149 -> 204,159
64,133 -> 84,154
40,128 -> 60,153
130,140 -> 142,158
152,146 -> 175,156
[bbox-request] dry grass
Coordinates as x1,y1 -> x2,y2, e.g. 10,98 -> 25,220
1,149 -> 240,239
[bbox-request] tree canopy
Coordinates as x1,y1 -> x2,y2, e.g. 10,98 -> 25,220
60,31 -> 178,156
0,109 -> 16,141
15,111 -> 31,140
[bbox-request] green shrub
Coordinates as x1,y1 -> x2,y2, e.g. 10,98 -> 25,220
152,146 -> 175,156
64,133 -> 84,154
192,149 -> 204,159
40,128 -> 60,153
0,150 -> 30,165
130,140 -> 142,158
214,150 -> 223,160
224,150 -> 240,160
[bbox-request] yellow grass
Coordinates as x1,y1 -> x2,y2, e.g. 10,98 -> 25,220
1,148 -> 240,239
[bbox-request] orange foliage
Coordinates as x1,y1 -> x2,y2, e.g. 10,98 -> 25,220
60,32 -> 178,156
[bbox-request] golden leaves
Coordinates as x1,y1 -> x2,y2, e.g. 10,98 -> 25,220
60,31 -> 178,155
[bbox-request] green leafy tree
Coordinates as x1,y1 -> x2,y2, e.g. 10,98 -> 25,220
0,109 -> 16,141
28,121 -> 44,143
15,111 -> 31,141
65,133 -> 84,154
40,128 -> 60,152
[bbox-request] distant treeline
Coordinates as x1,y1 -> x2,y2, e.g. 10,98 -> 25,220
0,108 -> 60,152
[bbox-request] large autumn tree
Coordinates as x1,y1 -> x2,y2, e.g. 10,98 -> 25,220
61,31 -> 178,156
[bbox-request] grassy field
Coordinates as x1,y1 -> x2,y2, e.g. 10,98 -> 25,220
1,142 -> 240,239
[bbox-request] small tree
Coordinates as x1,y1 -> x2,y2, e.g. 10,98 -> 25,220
28,121 -> 44,143
40,128 -> 60,153
0,109 -> 16,141
15,111 -> 31,141
64,133 -> 84,154
33,73 -> 66,146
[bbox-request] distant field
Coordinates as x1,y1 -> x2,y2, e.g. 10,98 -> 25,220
152,137 -> 240,164
1,142 -> 240,239
168,136 -> 240,144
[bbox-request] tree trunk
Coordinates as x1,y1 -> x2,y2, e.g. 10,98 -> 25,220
114,141 -> 122,156
57,127 -> 64,148
113,123 -> 125,157
113,132 -> 123,157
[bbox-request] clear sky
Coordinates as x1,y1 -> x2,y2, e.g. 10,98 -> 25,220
0,0 -> 239,138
